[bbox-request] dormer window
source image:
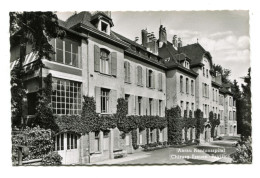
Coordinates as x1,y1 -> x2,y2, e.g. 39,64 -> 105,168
101,21 -> 108,33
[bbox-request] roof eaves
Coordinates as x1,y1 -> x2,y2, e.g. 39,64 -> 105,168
125,49 -> 166,69
166,64 -> 198,77
77,23 -> 129,49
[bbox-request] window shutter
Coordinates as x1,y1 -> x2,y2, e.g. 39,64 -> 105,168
162,101 -> 165,117
109,89 -> 117,114
131,95 -> 135,115
139,66 -> 143,86
152,72 -> 155,89
147,98 -> 150,115
143,97 -> 147,115
89,132 -> 95,153
111,52 -> 117,76
95,86 -> 101,113
124,62 -> 127,82
94,45 -> 100,72
156,99 -> 159,115
146,69 -> 149,87
135,96 -> 139,115
136,66 -> 139,85
202,83 -> 204,97
128,62 -> 131,83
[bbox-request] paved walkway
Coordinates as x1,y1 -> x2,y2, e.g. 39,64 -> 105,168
91,138 -> 237,165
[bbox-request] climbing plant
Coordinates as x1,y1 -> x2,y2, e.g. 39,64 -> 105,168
166,106 -> 183,145
34,73 -> 58,131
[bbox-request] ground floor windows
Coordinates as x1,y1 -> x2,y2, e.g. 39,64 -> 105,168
51,78 -> 82,115
139,132 -> 143,145
138,97 -> 142,115
54,133 -> 78,151
67,133 -> 77,150
159,100 -> 162,116
94,131 -> 100,152
101,88 -> 110,113
125,134 -> 130,146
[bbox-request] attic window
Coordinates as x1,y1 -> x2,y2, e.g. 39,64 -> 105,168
101,21 -> 108,33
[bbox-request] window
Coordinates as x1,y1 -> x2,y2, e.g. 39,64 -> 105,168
67,133 -> 77,150
148,70 -> 153,88
158,73 -> 163,91
203,67 -> 205,76
52,78 -> 82,115
137,66 -> 143,86
138,97 -> 142,115
149,98 -> 153,116
191,80 -> 194,95
51,38 -> 79,68
180,75 -> 183,93
139,133 -> 143,145
191,103 -> 194,115
215,90 -> 218,102
206,69 -> 209,78
101,89 -> 110,113
159,100 -> 162,116
125,94 -> 130,115
149,129 -> 153,143
186,78 -> 189,94
101,21 -> 108,33
100,49 -> 110,75
180,101 -> 184,115
233,111 -> 236,120
186,102 -> 189,112
212,89 -> 215,101
94,131 -> 100,152
55,133 -> 64,151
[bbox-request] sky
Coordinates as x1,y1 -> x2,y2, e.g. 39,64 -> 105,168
57,11 -> 250,86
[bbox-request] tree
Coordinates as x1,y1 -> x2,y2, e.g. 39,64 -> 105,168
239,68 -> 251,137
212,64 -> 231,84
10,12 -> 65,128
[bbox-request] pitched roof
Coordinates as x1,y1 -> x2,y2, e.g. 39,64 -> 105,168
178,43 -> 212,66
64,11 -> 95,29
158,41 -> 178,62
111,31 -> 146,50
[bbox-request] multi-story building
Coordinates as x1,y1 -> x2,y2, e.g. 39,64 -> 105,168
10,11 -> 237,164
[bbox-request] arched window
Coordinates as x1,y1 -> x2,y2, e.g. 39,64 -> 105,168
100,49 -> 110,74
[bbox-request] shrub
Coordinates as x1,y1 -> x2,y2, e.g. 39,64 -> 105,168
42,152 -> 62,165
231,138 -> 252,163
12,126 -> 54,161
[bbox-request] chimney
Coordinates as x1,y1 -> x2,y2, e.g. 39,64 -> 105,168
215,71 -> 222,85
159,25 -> 167,44
141,29 -> 148,48
178,37 -> 182,48
103,11 -> 111,18
172,35 -> 178,50
135,37 -> 139,43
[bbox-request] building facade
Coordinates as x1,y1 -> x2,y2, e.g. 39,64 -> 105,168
10,11 -> 237,164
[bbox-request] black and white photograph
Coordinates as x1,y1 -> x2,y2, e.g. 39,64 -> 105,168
8,10 -> 252,166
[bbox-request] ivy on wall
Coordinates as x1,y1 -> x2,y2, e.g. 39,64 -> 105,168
131,129 -> 139,150
209,111 -> 221,138
166,106 -> 183,145
34,73 -> 58,131
11,64 -> 26,128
